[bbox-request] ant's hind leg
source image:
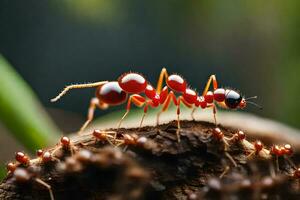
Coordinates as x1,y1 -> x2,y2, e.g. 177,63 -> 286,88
79,98 -> 108,135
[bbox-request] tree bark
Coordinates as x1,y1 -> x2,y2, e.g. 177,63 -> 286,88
1,119 -> 300,200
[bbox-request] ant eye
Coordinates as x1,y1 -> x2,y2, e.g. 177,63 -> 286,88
225,90 -> 242,109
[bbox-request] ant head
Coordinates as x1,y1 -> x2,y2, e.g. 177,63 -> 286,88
224,90 -> 244,109
225,90 -> 262,110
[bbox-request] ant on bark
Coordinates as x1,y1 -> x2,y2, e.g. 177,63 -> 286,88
6,161 -> 54,200
51,68 -> 260,142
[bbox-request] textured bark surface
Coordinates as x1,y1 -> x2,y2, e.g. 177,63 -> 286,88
1,120 -> 300,200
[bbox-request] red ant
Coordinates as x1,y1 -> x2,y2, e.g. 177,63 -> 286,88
15,152 -> 30,165
93,129 -> 147,148
247,140 -> 264,158
270,144 -> 296,172
12,167 -> 54,200
51,136 -> 77,158
36,149 -> 60,163
211,127 -> 237,177
51,68 -> 260,142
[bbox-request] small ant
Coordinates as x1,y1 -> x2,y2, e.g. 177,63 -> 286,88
15,152 -> 30,165
6,162 -> 17,174
51,68 -> 260,142
93,129 -> 147,149
51,136 -> 77,158
211,127 -> 237,176
270,144 -> 295,172
92,129 -> 117,146
247,140 -> 264,159
12,168 -> 54,200
36,149 -> 60,163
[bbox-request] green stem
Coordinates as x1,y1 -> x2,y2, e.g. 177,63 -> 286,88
0,55 -> 60,152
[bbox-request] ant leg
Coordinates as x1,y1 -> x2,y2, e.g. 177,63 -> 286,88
207,104 -> 217,125
35,178 -> 54,200
219,166 -> 230,179
284,156 -> 297,169
79,98 -> 108,135
247,151 -> 255,159
201,75 -> 218,96
191,107 -> 196,120
225,152 -> 237,167
117,94 -> 146,129
140,101 -> 150,128
176,97 -> 193,142
156,91 -> 177,126
51,81 -> 108,102
156,67 -> 169,94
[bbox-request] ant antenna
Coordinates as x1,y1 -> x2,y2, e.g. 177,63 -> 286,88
245,96 -> 258,100
247,101 -> 263,110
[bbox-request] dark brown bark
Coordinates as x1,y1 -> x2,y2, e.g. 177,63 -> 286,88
1,120 -> 300,200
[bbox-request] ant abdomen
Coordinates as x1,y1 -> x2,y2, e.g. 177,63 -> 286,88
96,81 -> 128,105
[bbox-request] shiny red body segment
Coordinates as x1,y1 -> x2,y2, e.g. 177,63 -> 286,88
166,74 -> 187,92
283,144 -> 293,155
42,151 -> 52,162
36,149 -> 43,157
204,91 -> 214,103
159,86 -> 168,104
96,82 -> 128,105
60,136 -> 71,147
118,73 -> 147,93
183,88 -> 197,104
254,141 -> 263,153
213,88 -> 225,102
195,96 -> 207,108
145,84 -> 156,99
7,162 -> 16,172
15,152 -> 29,165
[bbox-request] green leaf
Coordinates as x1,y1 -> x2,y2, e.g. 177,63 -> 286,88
0,55 -> 60,152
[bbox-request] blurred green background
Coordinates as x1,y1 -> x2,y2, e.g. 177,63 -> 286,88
0,1 -> 299,177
